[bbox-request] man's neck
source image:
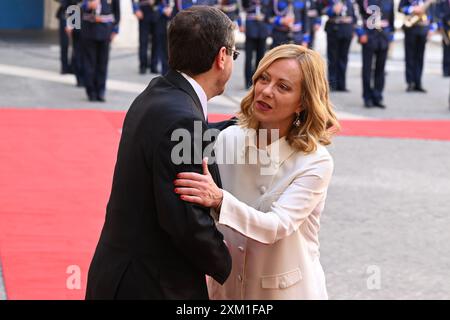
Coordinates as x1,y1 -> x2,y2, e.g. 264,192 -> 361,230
191,73 -> 216,101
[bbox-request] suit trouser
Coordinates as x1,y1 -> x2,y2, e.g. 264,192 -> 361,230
139,18 -> 158,71
362,41 -> 388,103
245,37 -> 267,87
327,32 -> 352,90
443,40 -> 450,76
59,18 -> 71,72
83,38 -> 110,99
404,28 -> 427,86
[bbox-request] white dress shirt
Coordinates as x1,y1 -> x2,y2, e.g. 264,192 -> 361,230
180,72 -> 208,121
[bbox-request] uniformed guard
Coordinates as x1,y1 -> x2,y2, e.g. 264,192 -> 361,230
217,0 -> 242,26
173,0 -> 218,16
66,0 -> 84,87
132,0 -> 164,74
323,0 -> 357,91
268,0 -> 311,48
156,0 -> 174,75
437,0 -> 450,77
399,0 -> 436,92
71,26 -> 85,87
55,0 -> 74,74
355,0 -> 394,108
81,0 -> 120,102
306,0 -> 323,49
242,0 -> 271,88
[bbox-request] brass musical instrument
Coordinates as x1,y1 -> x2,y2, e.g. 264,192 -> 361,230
442,28 -> 450,46
403,0 -> 435,28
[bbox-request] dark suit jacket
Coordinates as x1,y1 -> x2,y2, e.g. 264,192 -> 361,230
85,70 -> 232,299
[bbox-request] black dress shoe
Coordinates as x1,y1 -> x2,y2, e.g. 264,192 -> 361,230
414,86 -> 427,93
139,67 -> 146,74
364,100 -> 373,108
373,101 -> 386,109
406,83 -> 415,92
97,96 -> 106,102
88,95 -> 97,102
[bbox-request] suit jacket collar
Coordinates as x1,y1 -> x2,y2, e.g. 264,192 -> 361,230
164,70 -> 222,187
165,69 -> 206,121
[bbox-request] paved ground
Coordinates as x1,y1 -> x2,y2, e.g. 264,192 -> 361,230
0,263 -> 5,300
0,29 -> 450,300
323,137 -> 450,299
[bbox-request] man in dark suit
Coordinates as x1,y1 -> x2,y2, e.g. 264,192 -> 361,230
86,6 -> 236,300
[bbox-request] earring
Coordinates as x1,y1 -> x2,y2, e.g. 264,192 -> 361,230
293,113 -> 301,127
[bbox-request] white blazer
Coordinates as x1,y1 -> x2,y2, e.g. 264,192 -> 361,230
208,125 -> 334,300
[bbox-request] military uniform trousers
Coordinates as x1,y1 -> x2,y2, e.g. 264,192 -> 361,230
325,23 -> 353,90
403,25 -> 428,87
362,30 -> 389,103
83,37 -> 110,99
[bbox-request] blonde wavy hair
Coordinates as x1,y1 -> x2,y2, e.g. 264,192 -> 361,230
238,44 -> 340,154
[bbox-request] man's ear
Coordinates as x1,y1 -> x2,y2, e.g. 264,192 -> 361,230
216,46 -> 227,71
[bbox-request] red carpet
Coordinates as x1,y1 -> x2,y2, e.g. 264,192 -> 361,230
0,109 -> 449,300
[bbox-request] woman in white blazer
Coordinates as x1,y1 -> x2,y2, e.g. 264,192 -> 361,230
174,44 -> 340,299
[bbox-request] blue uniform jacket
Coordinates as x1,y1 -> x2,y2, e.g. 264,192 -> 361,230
81,0 -> 121,40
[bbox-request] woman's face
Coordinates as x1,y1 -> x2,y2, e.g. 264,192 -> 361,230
253,58 -> 302,136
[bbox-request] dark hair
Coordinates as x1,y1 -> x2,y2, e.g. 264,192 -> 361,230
168,6 -> 235,76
